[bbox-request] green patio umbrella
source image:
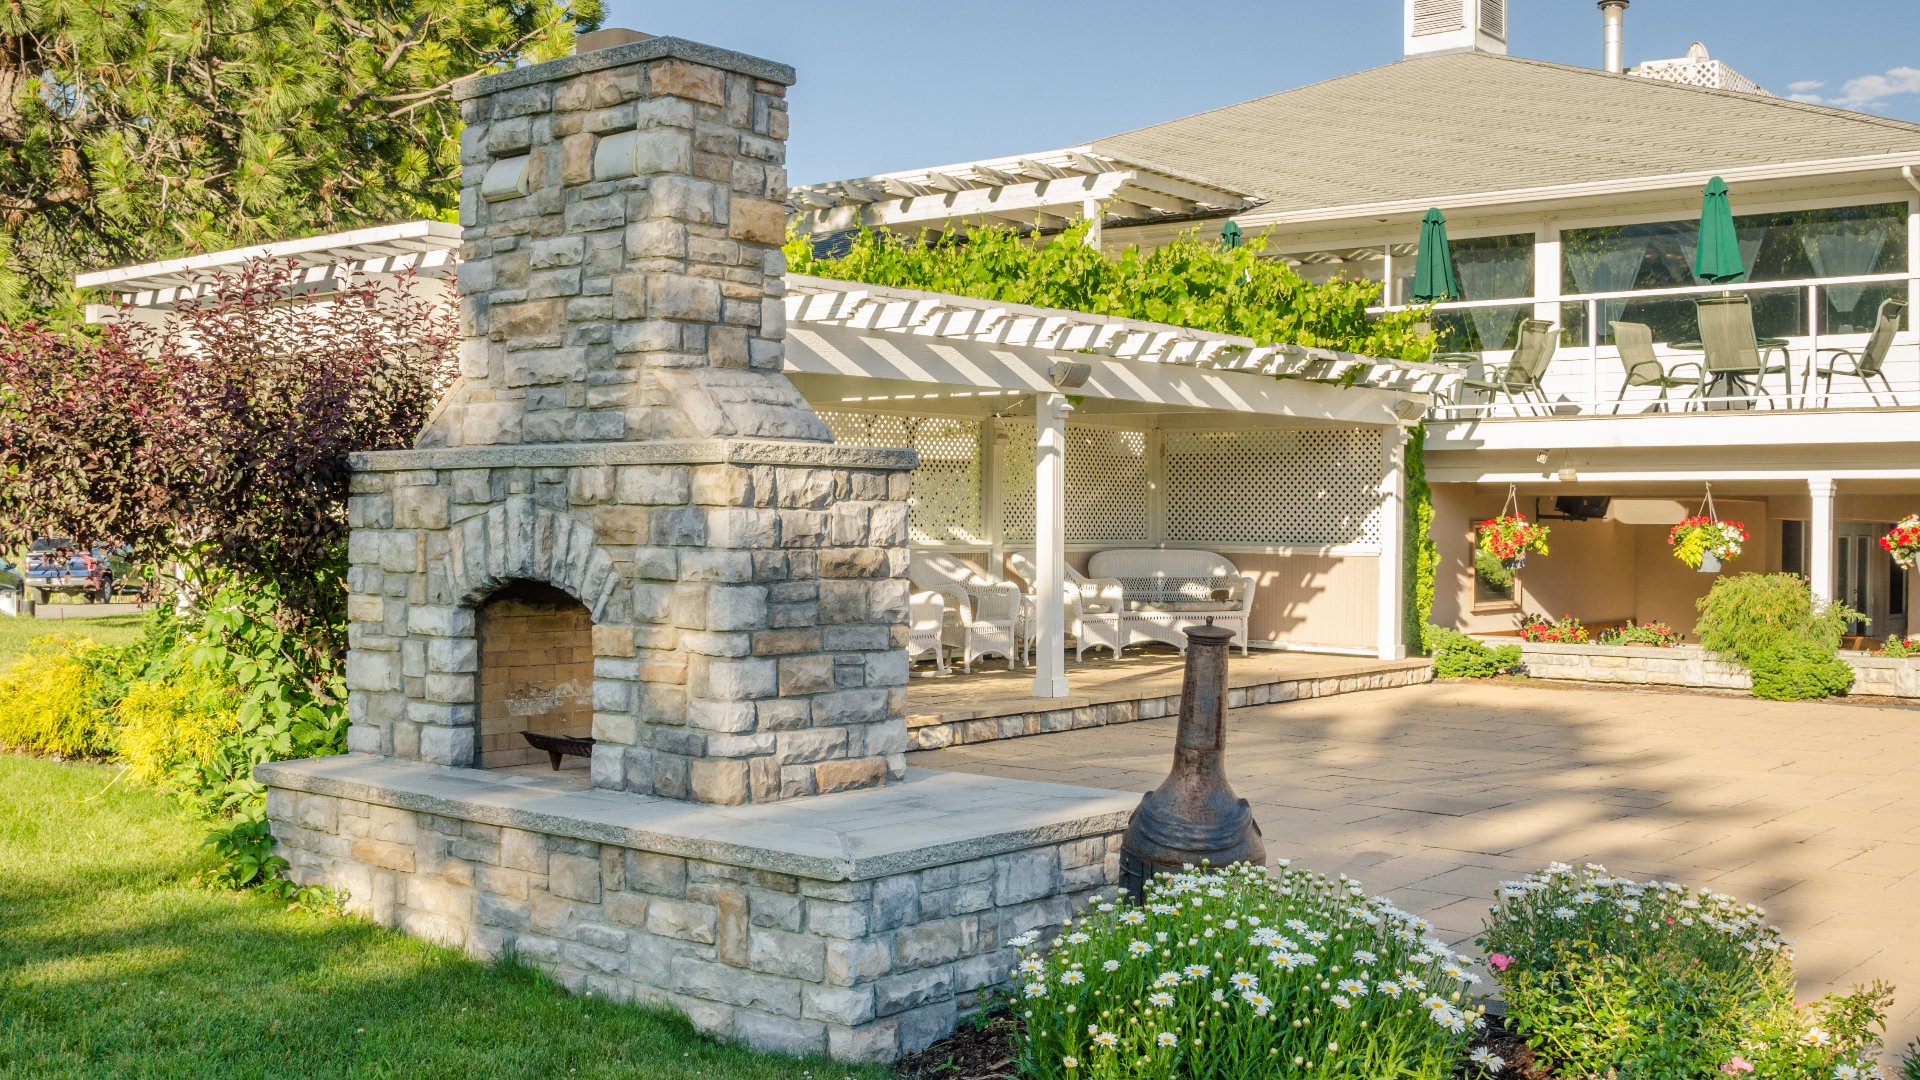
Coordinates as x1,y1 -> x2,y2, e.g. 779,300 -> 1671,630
1693,176 -> 1746,284
1412,208 -> 1458,302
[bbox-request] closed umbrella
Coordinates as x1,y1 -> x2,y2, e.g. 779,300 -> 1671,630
1693,176 -> 1746,284
1412,208 -> 1458,302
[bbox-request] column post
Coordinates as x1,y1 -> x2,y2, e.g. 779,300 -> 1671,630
1376,424 -> 1409,660
1032,393 -> 1072,698
1081,198 -> 1103,251
1810,476 -> 1837,604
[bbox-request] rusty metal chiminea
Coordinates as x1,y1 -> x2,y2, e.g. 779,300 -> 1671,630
1118,621 -> 1266,898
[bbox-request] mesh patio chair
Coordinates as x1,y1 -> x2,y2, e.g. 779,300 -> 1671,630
1610,320 -> 1699,414
1448,318 -> 1557,416
1806,298 -> 1905,407
1694,295 -> 1793,409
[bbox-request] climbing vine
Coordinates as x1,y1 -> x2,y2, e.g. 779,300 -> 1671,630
785,222 -> 1433,361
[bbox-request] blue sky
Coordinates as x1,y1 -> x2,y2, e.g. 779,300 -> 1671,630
602,1 -> 1920,184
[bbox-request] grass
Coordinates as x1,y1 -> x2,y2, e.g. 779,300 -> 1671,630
0,753 -> 896,1079
0,613 -> 150,667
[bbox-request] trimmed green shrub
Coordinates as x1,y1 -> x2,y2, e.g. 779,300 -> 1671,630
1425,626 -> 1521,679
1748,641 -> 1855,702
1014,863 -> 1482,1080
1696,574 -> 1859,701
1480,863 -> 1890,1079
0,635 -> 116,757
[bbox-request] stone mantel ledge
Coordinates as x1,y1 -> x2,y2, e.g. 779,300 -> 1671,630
352,439 -> 918,474
256,756 -> 1135,881
453,36 -> 796,101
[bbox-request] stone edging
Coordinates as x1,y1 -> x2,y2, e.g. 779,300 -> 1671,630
257,757 -> 1135,882
908,661 -> 1433,750
351,439 -> 919,473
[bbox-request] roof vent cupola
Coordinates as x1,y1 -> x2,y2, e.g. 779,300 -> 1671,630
1404,0 -> 1508,58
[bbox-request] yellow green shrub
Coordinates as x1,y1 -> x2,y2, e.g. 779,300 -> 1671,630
116,665 -> 241,786
0,636 -> 114,757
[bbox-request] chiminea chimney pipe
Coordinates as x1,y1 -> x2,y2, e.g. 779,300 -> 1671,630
1598,0 -> 1629,74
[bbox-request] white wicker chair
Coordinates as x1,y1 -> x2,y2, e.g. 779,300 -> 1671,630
907,552 -> 1021,672
907,590 -> 949,676
1085,549 -> 1256,655
1007,551 -> 1126,661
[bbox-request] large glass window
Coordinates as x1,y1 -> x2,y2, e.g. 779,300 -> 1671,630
1430,232 -> 1535,352
1561,202 -> 1908,344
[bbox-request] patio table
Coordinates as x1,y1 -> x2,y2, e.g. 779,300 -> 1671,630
1670,336 -> 1793,410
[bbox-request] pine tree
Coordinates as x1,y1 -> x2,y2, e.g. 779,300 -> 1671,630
0,0 -> 603,320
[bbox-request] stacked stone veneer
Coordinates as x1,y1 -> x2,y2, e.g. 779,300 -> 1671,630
261,759 -> 1130,1061
1509,640 -> 1920,697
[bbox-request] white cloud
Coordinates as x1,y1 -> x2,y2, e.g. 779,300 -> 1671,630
1791,66 -> 1920,109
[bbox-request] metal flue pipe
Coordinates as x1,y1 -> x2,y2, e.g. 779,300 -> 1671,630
1599,0 -> 1630,74
1117,622 -> 1266,898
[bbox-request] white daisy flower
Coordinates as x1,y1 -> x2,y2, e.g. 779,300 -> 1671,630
1156,1032 -> 1178,1048
1093,1031 -> 1118,1049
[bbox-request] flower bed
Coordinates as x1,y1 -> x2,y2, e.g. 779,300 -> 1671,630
1480,863 -> 1890,1079
1520,614 -> 1587,644
1014,863 -> 1483,1079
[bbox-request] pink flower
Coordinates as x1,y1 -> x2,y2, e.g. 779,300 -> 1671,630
1720,1057 -> 1754,1074
1488,953 -> 1513,971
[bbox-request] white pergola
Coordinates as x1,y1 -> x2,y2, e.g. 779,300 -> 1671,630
787,147 -> 1257,243
74,220 -> 462,314
781,274 -> 1457,696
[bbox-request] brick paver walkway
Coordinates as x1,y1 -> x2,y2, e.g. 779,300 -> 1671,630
913,680 -> 1920,1047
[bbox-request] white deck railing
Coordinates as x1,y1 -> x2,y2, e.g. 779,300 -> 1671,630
1374,272 -> 1919,419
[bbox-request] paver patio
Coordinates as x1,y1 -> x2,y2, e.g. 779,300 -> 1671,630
913,679 -> 1920,1047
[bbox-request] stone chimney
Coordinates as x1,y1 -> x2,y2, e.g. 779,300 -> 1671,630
344,39 -> 916,806
423,37 -> 829,448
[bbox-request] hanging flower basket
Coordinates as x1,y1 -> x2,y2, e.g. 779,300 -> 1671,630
1881,515 -> 1920,570
1669,516 -> 1747,571
1477,514 -> 1550,570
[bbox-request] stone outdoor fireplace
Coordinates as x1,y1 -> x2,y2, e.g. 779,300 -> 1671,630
335,34 -> 919,805
261,34 -> 1132,1064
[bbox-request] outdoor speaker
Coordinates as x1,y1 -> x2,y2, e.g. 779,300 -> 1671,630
1553,495 -> 1611,521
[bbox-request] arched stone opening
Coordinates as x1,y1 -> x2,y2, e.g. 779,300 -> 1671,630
475,580 -> 594,769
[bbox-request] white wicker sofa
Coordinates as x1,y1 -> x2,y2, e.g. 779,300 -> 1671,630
1085,549 -> 1256,655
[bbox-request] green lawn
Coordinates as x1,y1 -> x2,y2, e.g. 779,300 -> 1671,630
0,613 -> 150,667
0,753 -> 895,1079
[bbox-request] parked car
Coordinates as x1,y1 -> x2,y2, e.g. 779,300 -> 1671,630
22,540 -> 142,603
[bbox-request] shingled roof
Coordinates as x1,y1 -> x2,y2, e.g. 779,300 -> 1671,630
1093,50 -> 1920,218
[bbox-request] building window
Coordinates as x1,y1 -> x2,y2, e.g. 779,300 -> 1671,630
1471,527 -> 1520,610
1429,232 -> 1535,352
1780,519 -> 1808,578
1560,202 -> 1909,344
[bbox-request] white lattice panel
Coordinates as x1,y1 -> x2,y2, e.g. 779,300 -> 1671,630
1164,429 -> 1384,547
995,422 -> 1149,545
1066,428 -> 1149,542
998,421 -> 1037,544
818,410 -> 984,545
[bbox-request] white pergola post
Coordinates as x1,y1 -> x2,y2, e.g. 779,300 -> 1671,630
1810,476 -> 1837,604
1376,425 -> 1409,660
1081,198 -> 1103,251
1032,392 -> 1072,698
